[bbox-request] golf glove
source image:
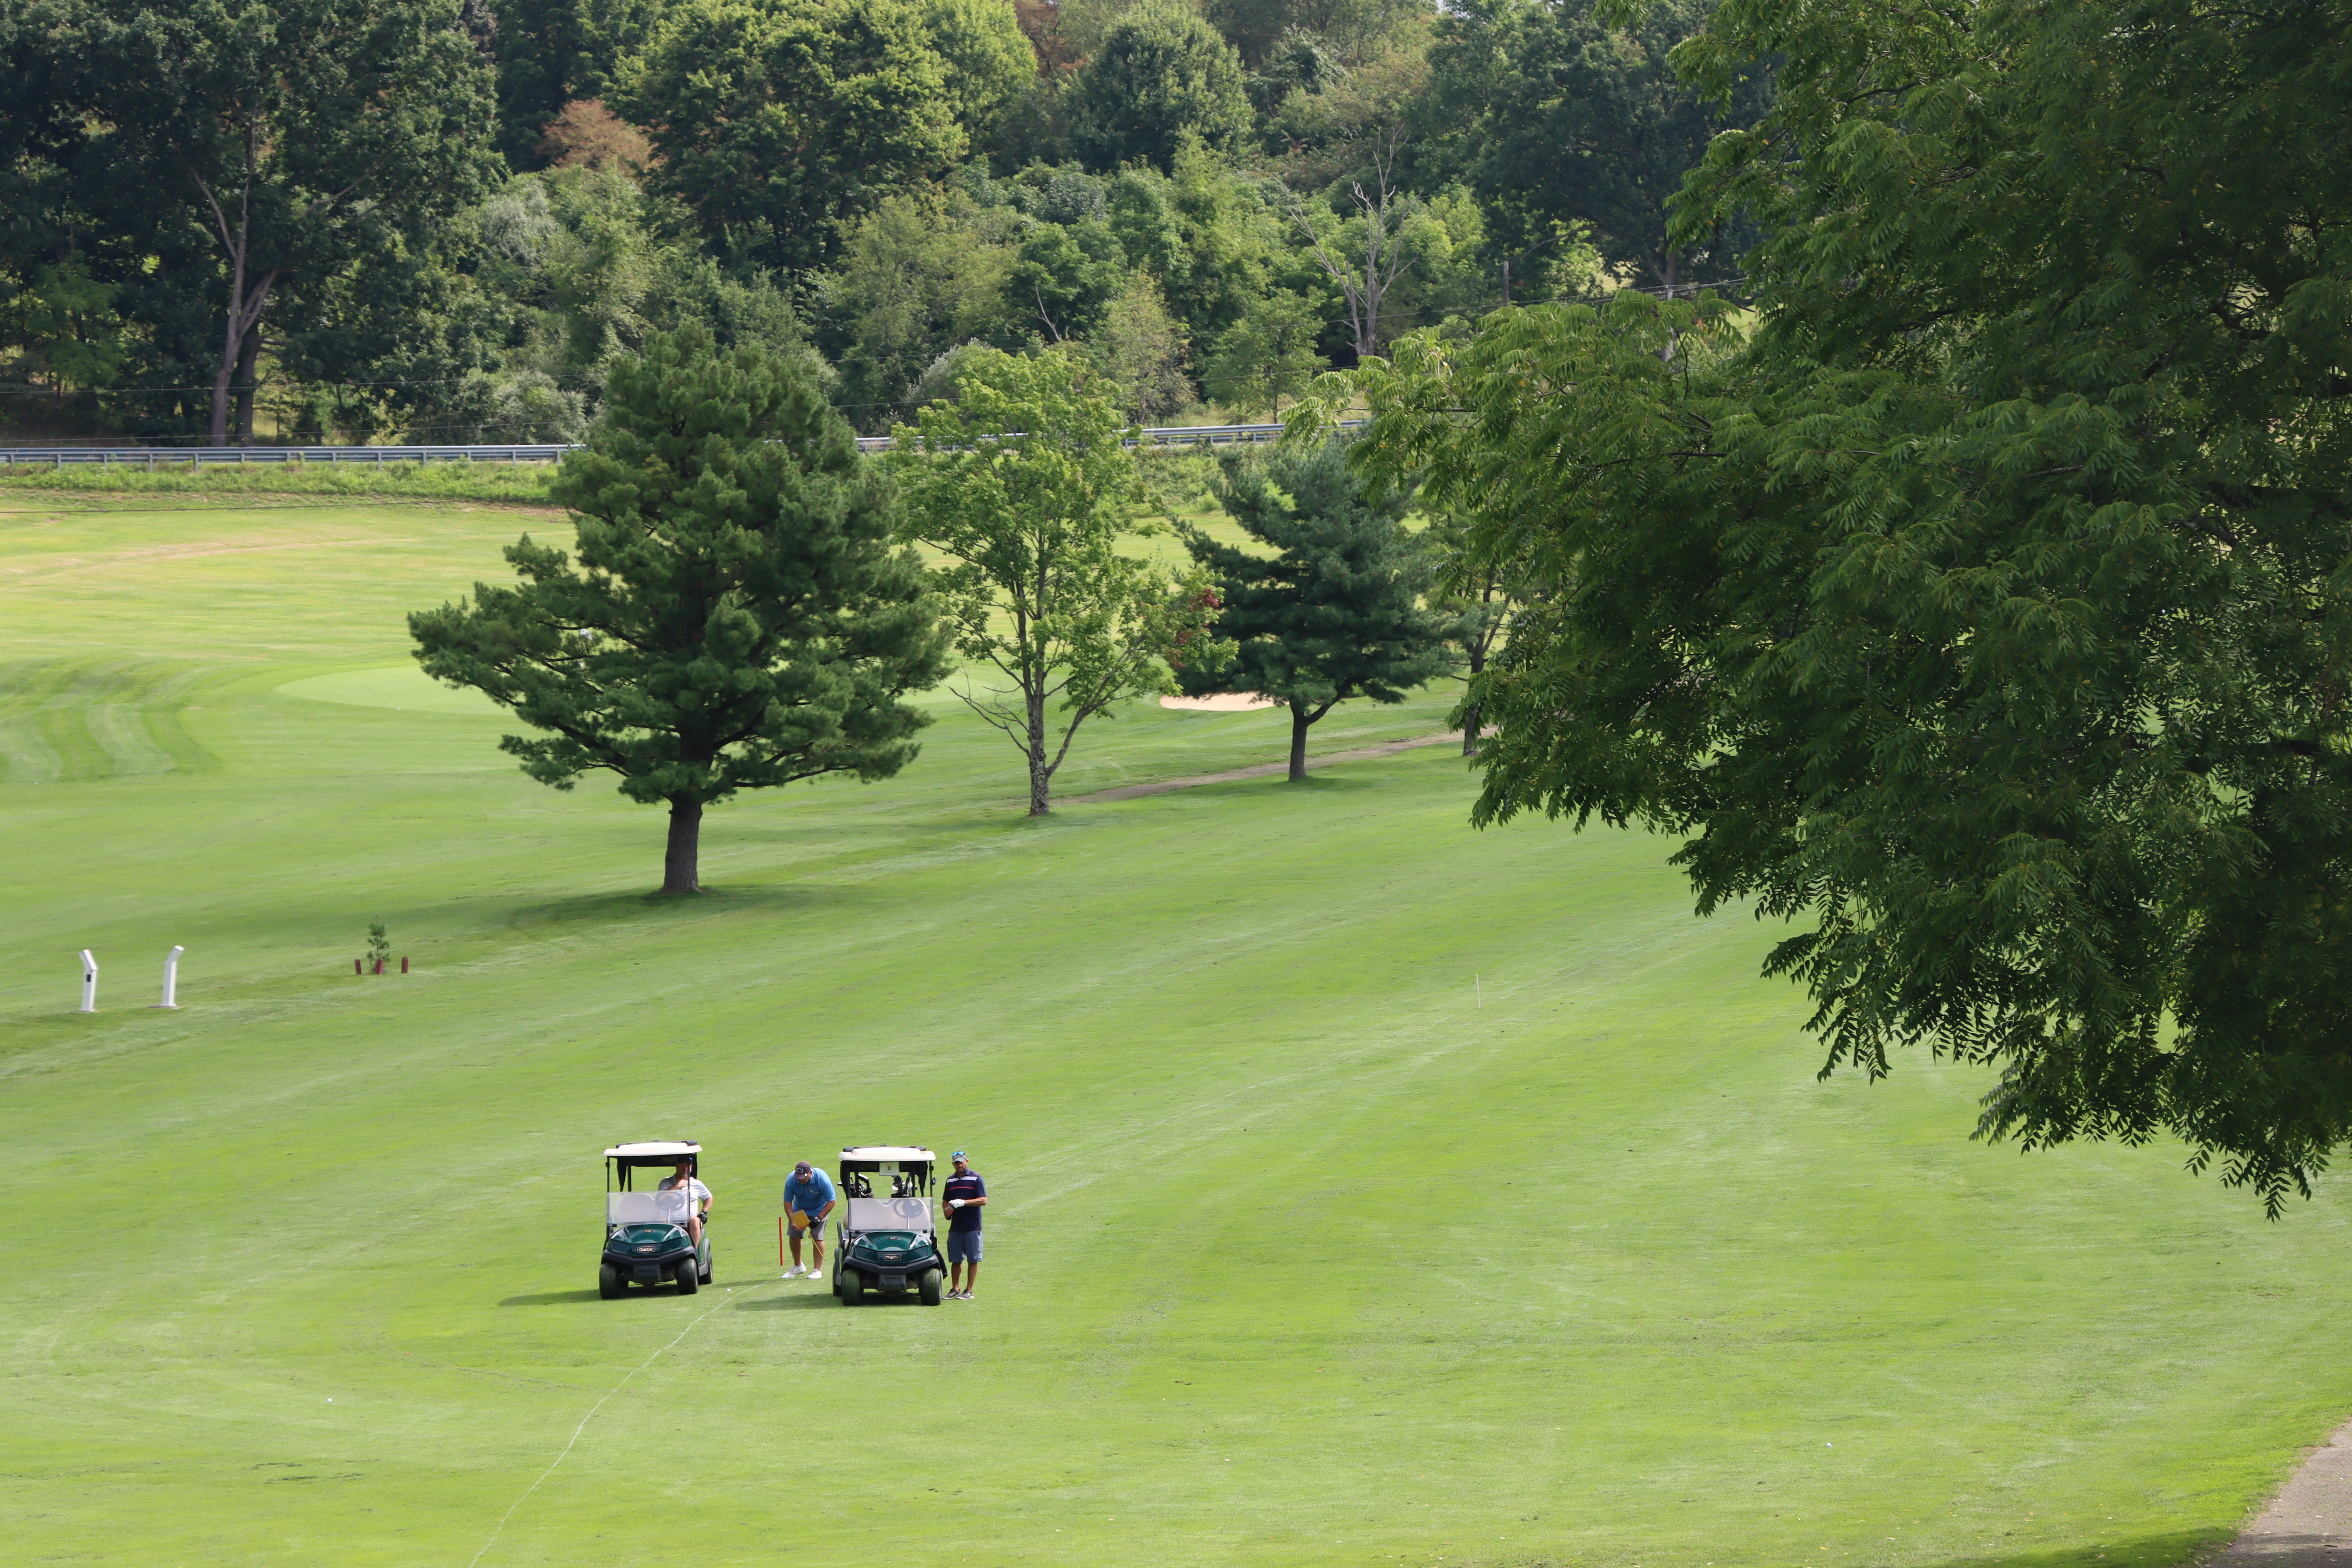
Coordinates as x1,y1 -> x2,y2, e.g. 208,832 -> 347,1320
948,1199 -> 964,1209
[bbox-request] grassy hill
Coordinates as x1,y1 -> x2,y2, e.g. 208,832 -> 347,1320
2,493 -> 2348,1568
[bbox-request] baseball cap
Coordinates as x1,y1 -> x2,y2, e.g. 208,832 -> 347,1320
793,1159 -> 812,1174
951,1150 -> 969,1161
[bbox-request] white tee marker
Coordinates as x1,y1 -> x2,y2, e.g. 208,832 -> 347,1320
78,950 -> 97,1013
156,946 -> 184,1010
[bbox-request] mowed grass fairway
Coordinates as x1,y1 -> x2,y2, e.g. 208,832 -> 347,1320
6,494 -> 2352,1568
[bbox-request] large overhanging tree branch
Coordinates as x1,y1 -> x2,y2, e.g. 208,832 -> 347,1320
892,348 -> 1228,816
1342,0 -> 2352,1214
70,0 -> 499,444
409,327 -> 949,893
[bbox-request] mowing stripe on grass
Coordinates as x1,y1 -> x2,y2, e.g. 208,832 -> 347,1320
468,1278 -> 778,1568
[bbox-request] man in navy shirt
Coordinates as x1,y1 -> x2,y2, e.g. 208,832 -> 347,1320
941,1151 -> 986,1300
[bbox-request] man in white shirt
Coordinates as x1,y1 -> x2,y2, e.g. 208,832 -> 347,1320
656,1160 -> 712,1249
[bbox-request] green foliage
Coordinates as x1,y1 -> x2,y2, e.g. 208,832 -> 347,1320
408,326 -> 947,890
60,0 -> 504,442
1205,0 -> 1429,69
485,0 -> 668,166
396,165 -> 808,442
892,346 -> 1226,813
1420,0 -> 1765,286
366,918 -> 391,967
613,0 -> 965,274
0,256 -> 129,394
911,0 -> 1038,138
1010,216 -> 1128,343
816,192 -> 1019,430
1183,438 -> 1453,777
1068,1 -> 1254,172
0,457 -> 560,502
1091,270 -> 1196,424
1349,0 -> 2352,1209
1201,286 -> 1323,416
1105,149 -> 1304,343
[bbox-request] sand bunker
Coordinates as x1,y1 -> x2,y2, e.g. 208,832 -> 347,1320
1159,692 -> 1276,712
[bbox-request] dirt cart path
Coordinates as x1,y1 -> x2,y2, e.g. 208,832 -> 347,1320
1068,731 -> 1466,803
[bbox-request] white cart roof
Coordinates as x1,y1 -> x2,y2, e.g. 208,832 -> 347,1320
840,1145 -> 934,1162
606,1141 -> 702,1159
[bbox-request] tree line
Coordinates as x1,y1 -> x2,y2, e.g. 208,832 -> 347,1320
0,0 -> 1771,445
409,326 -> 1460,884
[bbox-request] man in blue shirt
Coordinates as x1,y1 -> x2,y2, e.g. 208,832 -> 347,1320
781,1160 -> 837,1279
941,1150 -> 986,1301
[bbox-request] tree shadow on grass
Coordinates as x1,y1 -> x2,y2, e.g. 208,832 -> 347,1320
737,1290 -> 933,1310
498,880 -> 862,936
1868,1532 -> 2223,1568
1488,1534 -> 2224,1568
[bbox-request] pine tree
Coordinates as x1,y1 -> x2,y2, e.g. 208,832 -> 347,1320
1185,440 -> 1456,781
409,327 -> 948,893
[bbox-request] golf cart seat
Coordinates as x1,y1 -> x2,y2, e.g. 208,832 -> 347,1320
608,1190 -> 693,1227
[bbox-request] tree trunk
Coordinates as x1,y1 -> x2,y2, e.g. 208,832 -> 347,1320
1462,643 -> 1487,758
231,324 -> 260,444
662,797 -> 703,893
1289,704 -> 1313,782
1026,693 -> 1052,815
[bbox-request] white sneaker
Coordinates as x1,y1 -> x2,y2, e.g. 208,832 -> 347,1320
783,1265 -> 804,1278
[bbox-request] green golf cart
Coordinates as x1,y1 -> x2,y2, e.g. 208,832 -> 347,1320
599,1141 -> 712,1298
833,1146 -> 945,1306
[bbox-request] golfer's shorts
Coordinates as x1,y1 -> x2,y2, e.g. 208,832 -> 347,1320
946,1231 -> 982,1265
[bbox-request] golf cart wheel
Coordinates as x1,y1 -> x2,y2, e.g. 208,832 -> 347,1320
839,1271 -> 861,1306
919,1268 -> 944,1306
674,1261 -> 699,1295
598,1265 -> 622,1300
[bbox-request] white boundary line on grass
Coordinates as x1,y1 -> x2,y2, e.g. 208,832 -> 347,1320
467,1280 -> 767,1567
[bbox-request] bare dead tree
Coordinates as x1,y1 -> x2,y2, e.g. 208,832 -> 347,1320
1286,129 -> 1421,363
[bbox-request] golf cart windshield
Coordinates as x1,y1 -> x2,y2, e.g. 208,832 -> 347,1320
846,1195 -> 931,1233
608,1190 -> 694,1227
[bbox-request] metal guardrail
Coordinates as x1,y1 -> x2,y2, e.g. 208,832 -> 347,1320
0,422 -> 1352,468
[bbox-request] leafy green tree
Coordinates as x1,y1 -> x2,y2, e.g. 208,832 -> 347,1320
1419,0 -> 1767,289
1068,1 -> 1253,172
1105,149 -> 1296,346
64,0 -> 502,443
893,347 -> 1226,815
1206,0 -> 1428,68
1420,505 -> 1522,756
613,0 -> 965,274
1202,287 -> 1324,417
914,0 -> 1039,138
485,0 -> 667,166
816,191 -> 1018,430
1093,271 -> 1195,423
409,327 -> 947,894
1348,0 -> 2352,1209
1184,439 -> 1454,780
1010,216 -> 1127,343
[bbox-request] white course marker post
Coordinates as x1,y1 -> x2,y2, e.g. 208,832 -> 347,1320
78,950 -> 98,1012
156,945 -> 184,1009
1474,974 -> 1481,1009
